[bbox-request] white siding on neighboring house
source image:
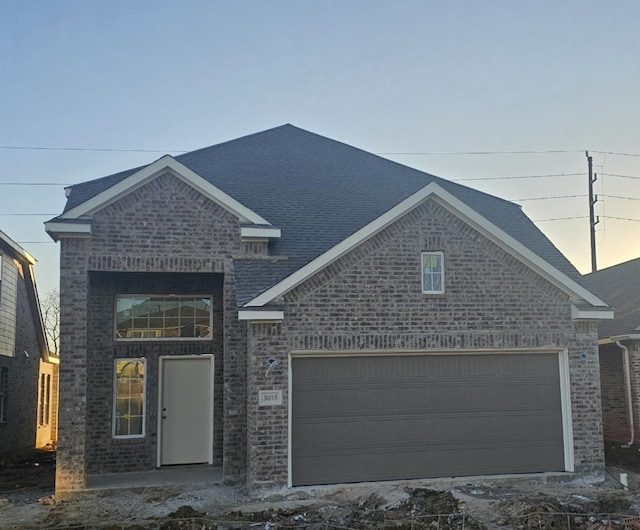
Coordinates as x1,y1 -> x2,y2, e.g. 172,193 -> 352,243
0,254 -> 17,357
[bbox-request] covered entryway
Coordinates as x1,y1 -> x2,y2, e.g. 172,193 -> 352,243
159,355 -> 214,466
291,352 -> 568,486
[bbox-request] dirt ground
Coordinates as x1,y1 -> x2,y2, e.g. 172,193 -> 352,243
2,448 -> 640,529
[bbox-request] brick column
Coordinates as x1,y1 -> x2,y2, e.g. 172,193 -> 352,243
222,270 -> 248,483
55,238 -> 89,495
569,321 -> 605,478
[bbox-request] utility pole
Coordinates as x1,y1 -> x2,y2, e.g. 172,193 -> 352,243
586,151 -> 598,272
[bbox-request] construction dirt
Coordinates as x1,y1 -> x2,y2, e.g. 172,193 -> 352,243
2,449 -> 640,529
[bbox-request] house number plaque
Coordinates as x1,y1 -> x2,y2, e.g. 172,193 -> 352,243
258,390 -> 283,407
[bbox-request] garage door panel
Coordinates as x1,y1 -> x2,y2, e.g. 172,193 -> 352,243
292,353 -> 565,486
295,410 -> 562,448
296,440 -> 564,486
294,382 -> 560,416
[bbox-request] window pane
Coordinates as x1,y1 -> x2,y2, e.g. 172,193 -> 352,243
422,252 -> 444,293
423,273 -> 433,292
114,359 -> 145,437
115,296 -> 212,340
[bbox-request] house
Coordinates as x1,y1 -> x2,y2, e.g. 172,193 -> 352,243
0,230 -> 58,455
584,258 -> 640,445
45,124 -> 613,495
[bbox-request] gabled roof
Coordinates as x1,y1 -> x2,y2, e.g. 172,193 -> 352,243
0,231 -> 53,362
48,124 -> 609,315
584,257 -> 640,339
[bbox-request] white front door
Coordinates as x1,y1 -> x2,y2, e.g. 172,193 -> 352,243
159,355 -> 214,466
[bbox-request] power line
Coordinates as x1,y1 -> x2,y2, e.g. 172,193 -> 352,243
0,213 -> 57,216
0,145 -> 585,155
533,216 -> 588,222
512,194 -> 587,202
380,149 -> 582,155
600,172 -> 640,180
0,182 -> 71,186
452,173 -> 583,182
602,215 -> 640,222
2,143 -> 640,158
0,172 -> 585,186
592,150 -> 640,158
601,194 -> 640,201
0,145 -> 188,153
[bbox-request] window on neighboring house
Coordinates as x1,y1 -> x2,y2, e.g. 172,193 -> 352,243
115,295 -> 213,340
38,373 -> 51,426
0,367 -> 7,423
113,358 -> 145,438
421,251 -> 445,294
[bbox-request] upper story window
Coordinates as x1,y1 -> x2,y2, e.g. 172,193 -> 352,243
421,251 -> 444,294
115,295 -> 213,340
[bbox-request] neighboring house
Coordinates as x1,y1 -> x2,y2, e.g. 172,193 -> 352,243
46,124 -> 613,495
585,258 -> 640,445
0,230 -> 58,455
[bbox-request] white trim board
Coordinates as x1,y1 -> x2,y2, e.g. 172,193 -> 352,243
44,221 -> 92,241
237,310 -> 284,322
244,182 -> 609,309
59,155 -> 272,226
0,229 -> 37,264
241,226 -> 281,239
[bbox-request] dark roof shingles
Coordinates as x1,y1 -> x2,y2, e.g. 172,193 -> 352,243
584,258 -> 640,338
60,124 -> 587,305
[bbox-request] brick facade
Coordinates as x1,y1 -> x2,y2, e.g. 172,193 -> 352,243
56,175 -> 605,494
246,201 -> 604,488
56,173 -> 249,492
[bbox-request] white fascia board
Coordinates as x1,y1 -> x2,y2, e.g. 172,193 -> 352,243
245,182 -> 610,308
237,310 -> 284,322
571,305 -> 615,321
426,190 -> 609,308
44,221 -> 92,241
0,229 -> 36,264
598,334 -> 640,345
59,155 -> 271,226
241,226 -> 281,239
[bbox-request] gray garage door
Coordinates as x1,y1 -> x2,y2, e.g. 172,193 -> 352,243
291,353 -> 565,486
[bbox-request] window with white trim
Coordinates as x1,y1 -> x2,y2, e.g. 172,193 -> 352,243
115,295 -> 212,340
113,359 -> 146,438
0,366 -> 7,423
421,251 -> 444,294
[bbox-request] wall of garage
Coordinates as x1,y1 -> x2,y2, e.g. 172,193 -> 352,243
246,199 -> 604,489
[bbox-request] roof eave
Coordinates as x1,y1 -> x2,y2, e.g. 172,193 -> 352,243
243,182 -> 609,309
0,230 -> 36,265
58,155 -> 273,226
598,334 -> 640,345
45,220 -> 92,242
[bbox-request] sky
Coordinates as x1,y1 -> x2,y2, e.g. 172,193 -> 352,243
2,1 -> 640,298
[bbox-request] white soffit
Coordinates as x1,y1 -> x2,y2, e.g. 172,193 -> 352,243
44,221 -> 92,241
59,155 -> 271,226
571,306 -> 614,320
244,182 -> 609,308
241,226 -> 282,239
237,310 -> 284,322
